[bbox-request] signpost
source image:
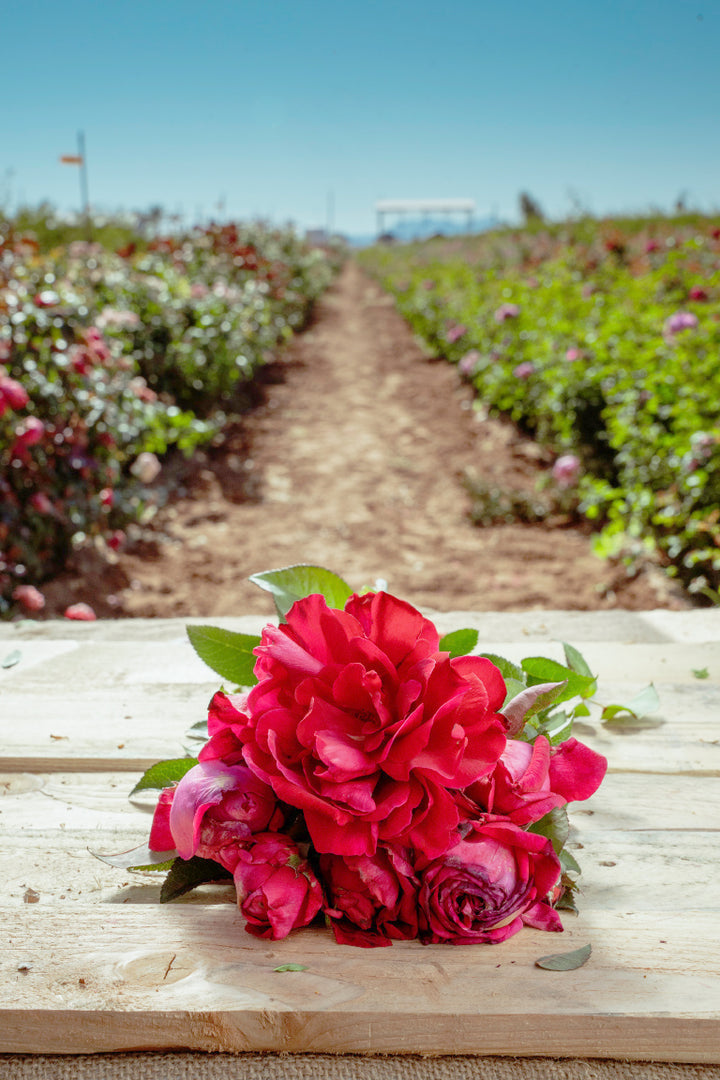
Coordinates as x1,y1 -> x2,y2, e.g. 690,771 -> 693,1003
59,130 -> 91,240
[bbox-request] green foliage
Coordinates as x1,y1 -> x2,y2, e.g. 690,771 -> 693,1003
186,624 -> 261,686
129,757 -> 198,795
535,943 -> 592,971
248,564 -> 353,620
160,856 -> 232,903
359,215 -> 720,596
439,627 -> 479,657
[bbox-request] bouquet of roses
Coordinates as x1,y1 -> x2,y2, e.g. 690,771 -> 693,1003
112,566 -> 607,949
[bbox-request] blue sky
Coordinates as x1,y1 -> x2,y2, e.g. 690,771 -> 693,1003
3,0 -> 718,236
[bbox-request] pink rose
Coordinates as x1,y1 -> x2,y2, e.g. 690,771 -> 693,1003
321,845 -> 419,947
665,311 -> 698,336
494,303 -> 520,322
513,361 -> 534,379
418,819 -> 562,944
169,760 -> 283,870
233,832 -> 324,940
552,453 -> 582,488
464,735 -> 607,826
211,592 -> 507,859
12,584 -> 45,612
14,416 -> 45,448
446,323 -> 467,343
0,375 -> 29,411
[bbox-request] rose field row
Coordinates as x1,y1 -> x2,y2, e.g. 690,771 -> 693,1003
359,216 -> 720,597
0,214 -> 340,615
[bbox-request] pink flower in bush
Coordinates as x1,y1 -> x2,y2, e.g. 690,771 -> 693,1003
29,492 -> 56,515
494,303 -> 520,322
169,760 -> 283,870
458,350 -> 480,376
446,323 -> 467,344
321,846 -> 419,947
33,290 -> 59,308
565,348 -> 582,362
665,311 -> 698,336
208,592 -> 507,859
0,375 -> 29,411
513,361 -> 534,379
14,416 -> 45,448
99,487 -> 114,508
464,735 -> 607,826
552,453 -> 582,488
12,584 -> 45,612
689,286 -> 708,302
645,240 -> 661,253
418,819 -> 562,944
107,529 -> 126,552
233,832 -> 324,939
64,602 -> 97,621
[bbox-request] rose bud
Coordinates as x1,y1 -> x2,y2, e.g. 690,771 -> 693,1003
233,832 -> 324,940
169,760 -> 283,871
418,819 -> 562,944
321,845 -> 419,947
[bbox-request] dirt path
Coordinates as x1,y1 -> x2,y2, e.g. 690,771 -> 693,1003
43,261 -> 688,617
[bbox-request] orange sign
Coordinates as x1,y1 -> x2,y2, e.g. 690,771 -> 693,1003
59,154 -> 84,165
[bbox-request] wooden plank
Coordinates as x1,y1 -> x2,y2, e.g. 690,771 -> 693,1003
2,907 -> 718,1058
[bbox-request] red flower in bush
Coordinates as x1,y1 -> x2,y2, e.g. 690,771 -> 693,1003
418,819 -> 562,944
12,584 -> 45,612
233,832 -> 324,939
0,375 -> 29,411
211,592 -> 507,859
321,845 -> 419,947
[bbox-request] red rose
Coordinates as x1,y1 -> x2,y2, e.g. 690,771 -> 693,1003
465,735 -> 607,825
418,819 -> 562,944
169,760 -> 283,870
233,833 -> 324,939
211,592 -> 507,858
321,845 -> 419,947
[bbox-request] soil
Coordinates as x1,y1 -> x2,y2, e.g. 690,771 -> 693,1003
41,261 -> 690,619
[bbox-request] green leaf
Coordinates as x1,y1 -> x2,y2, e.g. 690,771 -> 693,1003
562,642 -> 594,679
1,649 -> 21,669
555,889 -> 579,914
693,667 -> 709,679
601,683 -> 660,722
160,856 -> 233,903
129,757 -> 197,796
249,564 -> 352,620
186,624 -> 260,685
502,681 -> 567,737
439,628 -> 479,658
89,843 -> 177,870
528,805 -> 569,855
536,709 -> 573,746
535,943 -> 592,971
273,963 -> 307,972
481,653 -> 524,683
560,848 -> 582,876
521,657 -> 595,701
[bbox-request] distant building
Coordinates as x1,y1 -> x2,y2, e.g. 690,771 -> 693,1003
374,198 -> 476,239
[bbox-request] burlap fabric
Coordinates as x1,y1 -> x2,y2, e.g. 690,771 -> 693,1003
2,1056 -> 719,1080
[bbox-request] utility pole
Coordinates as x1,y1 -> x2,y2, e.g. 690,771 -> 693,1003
77,131 -> 91,241
326,190 -> 335,237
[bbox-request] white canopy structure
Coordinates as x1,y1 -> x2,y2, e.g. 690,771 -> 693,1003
375,198 -> 476,237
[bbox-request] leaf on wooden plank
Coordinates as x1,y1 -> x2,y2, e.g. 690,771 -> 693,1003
601,683 -> 660,723
186,624 -> 260,686
502,681 -> 567,737
129,757 -> 197,796
160,856 -> 233,903
439,628 -> 479,658
562,642 -> 594,679
535,943 -> 592,970
693,667 -> 709,679
1,649 -> 21,669
89,843 -> 177,870
273,963 -> 308,972
248,564 -> 352,620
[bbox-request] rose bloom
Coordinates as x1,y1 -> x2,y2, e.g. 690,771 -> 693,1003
446,323 -> 467,343
233,832 -> 324,940
513,361 -> 534,379
463,735 -> 607,826
204,592 -> 507,859
665,311 -> 698,335
168,760 -> 284,872
458,350 -> 480,376
321,845 -> 419,947
494,303 -> 520,322
0,375 -> 29,411
418,819 -> 562,944
552,453 -> 582,488
12,584 -> 45,612
565,347 -> 582,362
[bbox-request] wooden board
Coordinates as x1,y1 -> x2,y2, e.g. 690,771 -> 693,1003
1,614 -> 719,1061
